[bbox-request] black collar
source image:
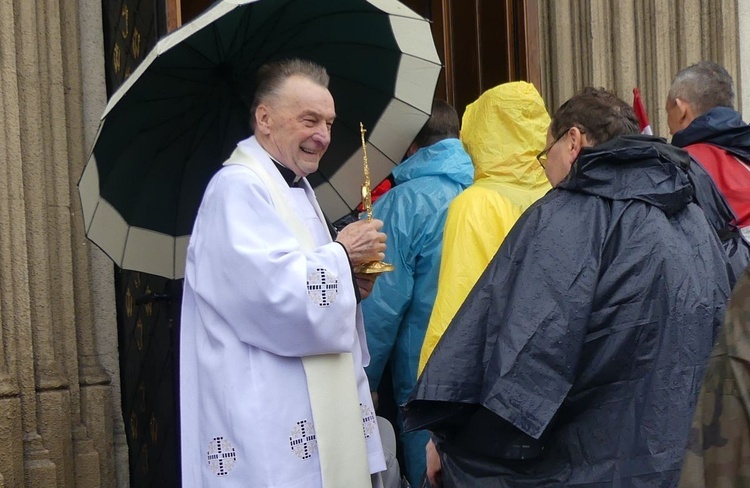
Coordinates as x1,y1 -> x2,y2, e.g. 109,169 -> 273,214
271,159 -> 301,187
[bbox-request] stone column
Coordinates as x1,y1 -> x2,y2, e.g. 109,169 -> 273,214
1,0 -> 121,485
0,1 -> 27,483
76,0 -> 130,485
538,0 -> 740,138
62,0 -> 124,484
0,1 -> 59,486
738,0 -> 750,113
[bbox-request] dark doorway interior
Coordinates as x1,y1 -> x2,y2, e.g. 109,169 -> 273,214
400,0 -> 540,117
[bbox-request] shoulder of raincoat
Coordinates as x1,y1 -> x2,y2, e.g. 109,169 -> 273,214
419,81 -> 551,374
679,265 -> 750,488
672,107 -> 750,161
405,135 -> 732,487
361,137 -> 473,401
670,107 -> 750,277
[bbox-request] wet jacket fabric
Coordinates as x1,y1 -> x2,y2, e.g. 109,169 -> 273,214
404,136 -> 732,487
679,266 -> 750,488
672,106 -> 750,234
418,82 -> 551,373
361,137 -> 473,485
682,156 -> 750,285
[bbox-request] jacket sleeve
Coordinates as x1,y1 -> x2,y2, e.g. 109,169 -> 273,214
361,191 -> 416,391
185,168 -> 358,358
418,188 -> 524,374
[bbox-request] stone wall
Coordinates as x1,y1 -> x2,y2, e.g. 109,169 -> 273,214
0,0 -> 125,485
538,0 -> 740,138
739,0 -> 750,114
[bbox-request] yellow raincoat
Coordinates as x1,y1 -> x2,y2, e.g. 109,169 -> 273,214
418,81 -> 551,373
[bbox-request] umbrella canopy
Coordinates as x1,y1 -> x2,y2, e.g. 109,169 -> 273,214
79,0 -> 441,279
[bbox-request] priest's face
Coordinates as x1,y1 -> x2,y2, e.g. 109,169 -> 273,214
255,75 -> 336,177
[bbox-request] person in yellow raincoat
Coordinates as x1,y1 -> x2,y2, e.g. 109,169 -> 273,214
418,81 -> 551,373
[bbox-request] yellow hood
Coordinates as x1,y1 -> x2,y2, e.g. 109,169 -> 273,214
461,81 -> 550,189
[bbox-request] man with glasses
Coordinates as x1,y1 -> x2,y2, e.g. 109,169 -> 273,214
405,87 -> 731,487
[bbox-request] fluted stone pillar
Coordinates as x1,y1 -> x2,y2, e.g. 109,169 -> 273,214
76,0 -> 130,484
739,0 -> 750,114
1,0 -> 122,485
0,1 -> 28,484
538,0 -> 740,138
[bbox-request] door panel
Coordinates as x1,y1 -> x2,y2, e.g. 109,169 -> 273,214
401,0 -> 541,116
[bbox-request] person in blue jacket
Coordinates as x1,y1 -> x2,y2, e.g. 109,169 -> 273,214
361,99 -> 474,486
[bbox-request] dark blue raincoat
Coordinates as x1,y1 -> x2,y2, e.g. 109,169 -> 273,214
404,136 -> 732,487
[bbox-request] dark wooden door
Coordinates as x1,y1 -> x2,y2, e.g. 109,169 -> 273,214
101,2 -> 182,486
399,0 -> 540,117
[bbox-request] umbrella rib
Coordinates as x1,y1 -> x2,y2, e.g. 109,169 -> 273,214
312,168 -> 357,214
231,2 -> 297,71
170,36 -> 223,68
174,86 -> 242,236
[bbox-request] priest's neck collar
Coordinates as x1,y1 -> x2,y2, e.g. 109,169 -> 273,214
270,158 -> 302,187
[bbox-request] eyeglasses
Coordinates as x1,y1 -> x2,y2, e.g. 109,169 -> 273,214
536,128 -> 586,168
536,132 -> 566,169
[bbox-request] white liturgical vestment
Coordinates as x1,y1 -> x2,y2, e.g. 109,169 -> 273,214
180,136 -> 385,487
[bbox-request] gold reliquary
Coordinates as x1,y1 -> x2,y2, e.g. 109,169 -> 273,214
353,122 -> 394,274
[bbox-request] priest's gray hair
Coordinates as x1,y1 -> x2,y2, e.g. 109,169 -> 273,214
250,59 -> 330,129
668,61 -> 734,115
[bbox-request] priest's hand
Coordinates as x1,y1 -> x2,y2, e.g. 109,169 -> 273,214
355,272 -> 377,299
426,439 -> 443,487
336,219 -> 387,266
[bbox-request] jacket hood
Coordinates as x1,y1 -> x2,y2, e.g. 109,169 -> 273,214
392,138 -> 474,187
559,135 -> 694,216
672,107 -> 750,161
460,81 -> 550,190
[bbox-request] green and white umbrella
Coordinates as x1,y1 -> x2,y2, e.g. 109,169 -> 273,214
79,0 -> 441,279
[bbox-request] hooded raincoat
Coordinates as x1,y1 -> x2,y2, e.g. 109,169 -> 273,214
404,136 -> 731,487
361,137 -> 473,485
418,82 -> 551,373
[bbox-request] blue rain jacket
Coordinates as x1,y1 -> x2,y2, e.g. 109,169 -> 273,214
404,135 -> 731,487
362,138 -> 473,402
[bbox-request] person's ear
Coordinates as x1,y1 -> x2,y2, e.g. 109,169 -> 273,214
406,142 -> 419,157
255,104 -> 272,135
674,98 -> 696,127
567,126 -> 587,162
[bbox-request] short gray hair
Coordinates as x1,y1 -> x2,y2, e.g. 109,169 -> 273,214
250,58 -> 329,129
668,61 -> 734,115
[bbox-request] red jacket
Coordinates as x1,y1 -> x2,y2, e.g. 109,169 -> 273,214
684,143 -> 750,229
